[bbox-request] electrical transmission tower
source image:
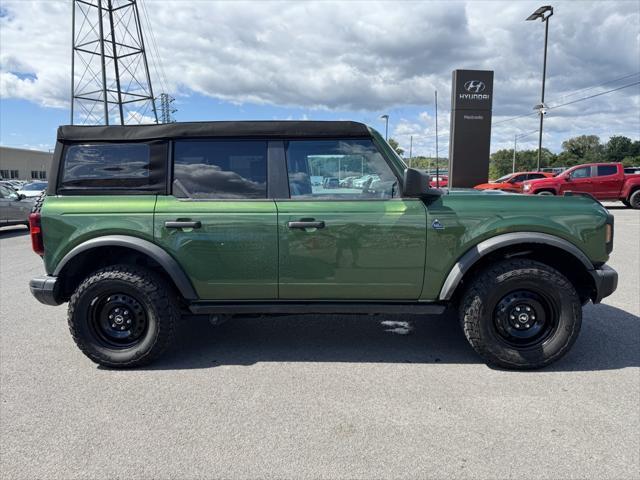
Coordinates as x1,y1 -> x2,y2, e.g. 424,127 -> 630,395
71,0 -> 158,125
159,93 -> 176,123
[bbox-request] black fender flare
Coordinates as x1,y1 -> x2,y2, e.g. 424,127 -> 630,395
438,232 -> 594,301
53,235 -> 198,300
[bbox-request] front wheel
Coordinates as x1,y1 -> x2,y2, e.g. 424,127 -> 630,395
459,259 -> 581,369
68,265 -> 178,368
536,191 -> 554,196
628,190 -> 640,209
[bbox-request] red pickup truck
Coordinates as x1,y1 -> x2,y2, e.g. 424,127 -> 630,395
522,162 -> 640,208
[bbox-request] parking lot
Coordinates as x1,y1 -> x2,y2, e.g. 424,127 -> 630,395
0,204 -> 638,479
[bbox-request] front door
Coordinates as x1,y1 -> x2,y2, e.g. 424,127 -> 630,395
560,166 -> 592,195
154,139 -> 278,300
276,138 -> 427,300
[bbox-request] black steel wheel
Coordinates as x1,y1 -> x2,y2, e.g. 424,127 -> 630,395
493,290 -> 558,348
89,292 -> 148,348
460,259 -> 582,369
68,265 -> 178,368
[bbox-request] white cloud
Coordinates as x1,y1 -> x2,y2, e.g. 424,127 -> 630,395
0,0 -> 638,153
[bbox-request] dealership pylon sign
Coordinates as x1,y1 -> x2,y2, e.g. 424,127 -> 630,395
448,70 -> 494,188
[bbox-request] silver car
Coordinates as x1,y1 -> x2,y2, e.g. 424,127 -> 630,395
0,185 -> 34,227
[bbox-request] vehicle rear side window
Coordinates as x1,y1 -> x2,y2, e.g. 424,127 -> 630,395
527,173 -> 546,180
597,165 -> 618,176
60,142 -> 166,192
173,140 -> 267,199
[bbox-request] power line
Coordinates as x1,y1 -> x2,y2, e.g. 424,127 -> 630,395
139,0 -> 168,95
547,80 -> 640,110
492,72 -> 640,126
553,71 -> 639,102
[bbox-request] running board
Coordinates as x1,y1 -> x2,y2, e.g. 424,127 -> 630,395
188,302 -> 447,315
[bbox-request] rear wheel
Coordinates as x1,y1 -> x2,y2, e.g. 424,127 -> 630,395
68,265 -> 178,368
459,259 -> 582,369
628,190 -> 640,209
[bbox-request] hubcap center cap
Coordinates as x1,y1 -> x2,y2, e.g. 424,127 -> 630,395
114,314 -> 124,325
518,313 -> 530,324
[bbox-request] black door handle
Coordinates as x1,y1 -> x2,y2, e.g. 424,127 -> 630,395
165,220 -> 201,229
287,220 -> 325,229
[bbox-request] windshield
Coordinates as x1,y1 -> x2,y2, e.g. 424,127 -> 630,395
23,182 -> 47,190
494,174 -> 513,183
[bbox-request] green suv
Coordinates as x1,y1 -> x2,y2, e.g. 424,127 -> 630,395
29,121 -> 618,369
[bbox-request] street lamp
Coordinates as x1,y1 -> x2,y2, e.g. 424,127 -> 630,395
380,114 -> 389,140
527,5 -> 553,171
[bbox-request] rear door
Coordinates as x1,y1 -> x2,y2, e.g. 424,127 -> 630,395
560,166 -> 592,195
593,164 -> 621,199
275,138 -> 427,300
154,139 -> 278,300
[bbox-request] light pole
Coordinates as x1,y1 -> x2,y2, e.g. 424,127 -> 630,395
527,5 -> 553,171
380,114 -> 389,140
434,90 -> 439,188
513,134 -> 517,174
409,135 -> 413,166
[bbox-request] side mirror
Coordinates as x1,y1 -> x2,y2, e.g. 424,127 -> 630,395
565,175 -> 572,181
402,168 -> 442,198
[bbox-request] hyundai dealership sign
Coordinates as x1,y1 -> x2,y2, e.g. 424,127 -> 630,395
448,69 -> 494,188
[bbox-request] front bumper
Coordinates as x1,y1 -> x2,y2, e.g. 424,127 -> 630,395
30,275 -> 63,306
590,265 -> 618,304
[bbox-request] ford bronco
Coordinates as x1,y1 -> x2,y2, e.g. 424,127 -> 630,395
29,121 -> 618,369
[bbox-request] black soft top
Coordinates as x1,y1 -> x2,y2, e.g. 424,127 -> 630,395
57,121 -> 371,142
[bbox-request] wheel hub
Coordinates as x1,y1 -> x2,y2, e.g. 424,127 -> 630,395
91,293 -> 147,348
494,290 -> 556,347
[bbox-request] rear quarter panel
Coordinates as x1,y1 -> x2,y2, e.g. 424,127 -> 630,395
621,174 -> 640,198
420,192 -> 610,300
41,195 -> 157,274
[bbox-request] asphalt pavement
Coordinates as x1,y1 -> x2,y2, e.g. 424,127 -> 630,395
1,205 -> 638,479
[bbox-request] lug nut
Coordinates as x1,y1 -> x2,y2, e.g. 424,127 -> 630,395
526,307 -> 531,311
516,307 -> 521,311
510,315 -> 515,320
111,324 -> 116,328
126,319 -> 131,324
525,324 -> 530,328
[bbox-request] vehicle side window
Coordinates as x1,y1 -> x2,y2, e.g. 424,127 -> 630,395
570,167 -> 591,179
528,173 -> 545,180
597,165 -> 618,176
0,185 -> 9,198
173,140 -> 267,199
511,174 -> 527,183
61,142 -> 166,192
285,139 -> 398,199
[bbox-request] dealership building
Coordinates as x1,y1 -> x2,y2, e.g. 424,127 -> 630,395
0,146 -> 53,181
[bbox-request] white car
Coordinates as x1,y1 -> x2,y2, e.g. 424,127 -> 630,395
17,181 -> 48,198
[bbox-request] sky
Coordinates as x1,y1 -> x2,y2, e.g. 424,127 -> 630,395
0,0 -> 639,157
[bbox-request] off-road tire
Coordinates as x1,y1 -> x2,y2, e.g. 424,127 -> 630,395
68,265 -> 178,368
459,259 -> 582,369
628,189 -> 640,210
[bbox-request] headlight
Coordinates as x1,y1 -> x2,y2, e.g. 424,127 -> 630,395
523,184 -> 531,191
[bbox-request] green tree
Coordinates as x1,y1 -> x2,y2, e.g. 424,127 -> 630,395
489,148 -> 555,178
560,135 -> 603,163
388,138 -> 404,156
605,136 -> 634,162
